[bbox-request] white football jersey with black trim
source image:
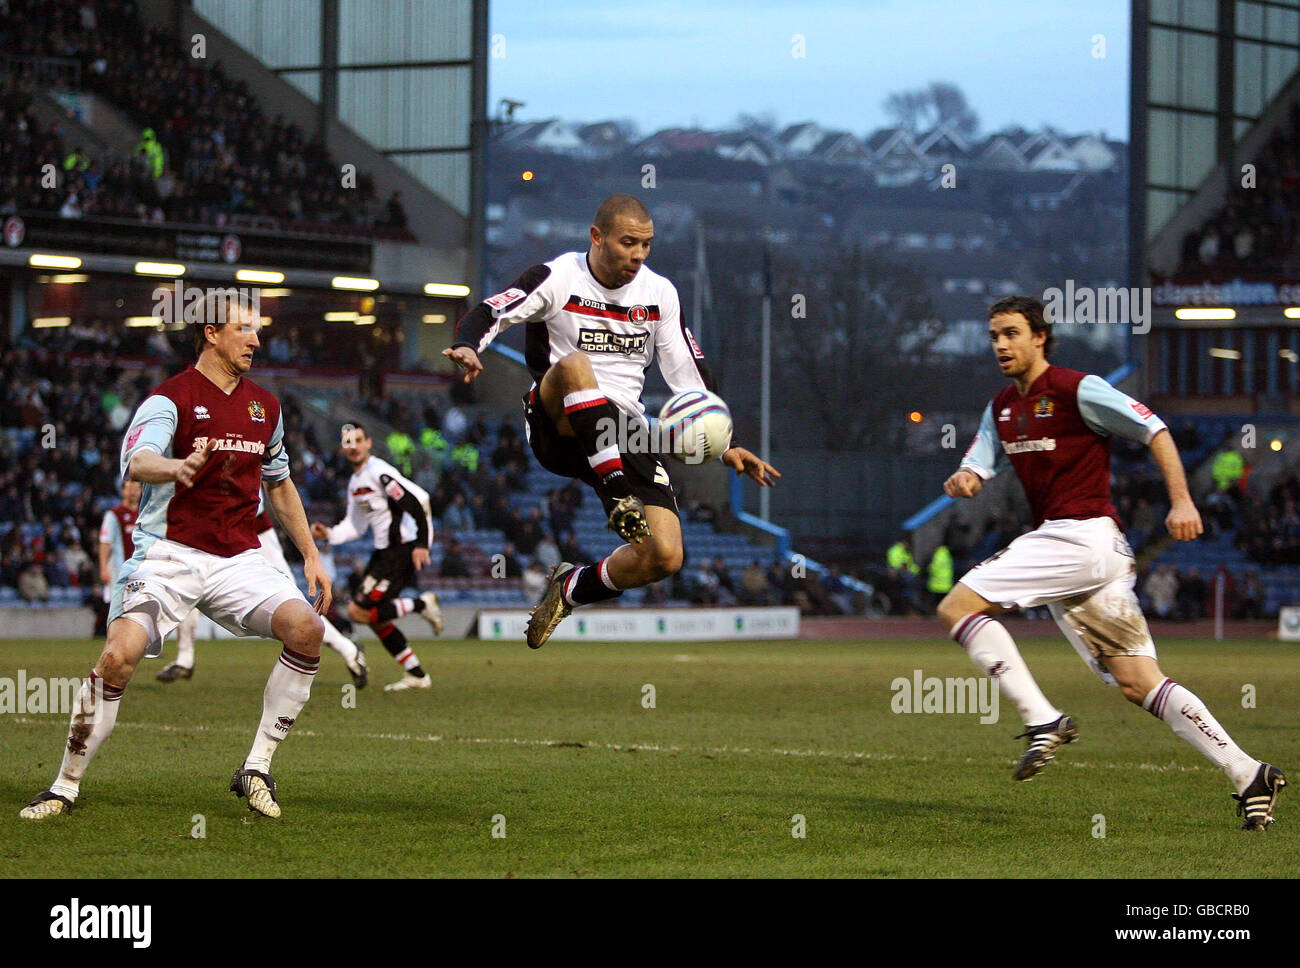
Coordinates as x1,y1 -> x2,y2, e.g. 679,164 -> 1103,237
325,456 -> 433,551
456,251 -> 711,419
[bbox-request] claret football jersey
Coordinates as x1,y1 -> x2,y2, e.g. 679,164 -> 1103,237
959,366 -> 1167,528
120,366 -> 290,558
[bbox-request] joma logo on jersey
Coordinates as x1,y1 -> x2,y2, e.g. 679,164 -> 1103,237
192,436 -> 266,455
578,329 -> 649,354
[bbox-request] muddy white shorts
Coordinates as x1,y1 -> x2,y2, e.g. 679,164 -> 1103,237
958,517 -> 1157,685
110,535 -> 308,657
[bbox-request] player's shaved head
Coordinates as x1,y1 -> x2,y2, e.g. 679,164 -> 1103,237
593,194 -> 651,234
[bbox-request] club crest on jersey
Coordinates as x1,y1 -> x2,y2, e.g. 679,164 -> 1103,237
1033,395 -> 1054,418
193,405 -> 210,420
627,304 -> 649,323
248,401 -> 266,423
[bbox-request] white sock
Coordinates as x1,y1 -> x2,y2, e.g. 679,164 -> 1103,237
50,672 -> 123,801
951,615 -> 1061,727
319,618 -> 358,663
243,647 -> 318,774
176,611 -> 198,668
392,598 -> 415,617
1143,678 -> 1261,792
393,646 -> 423,673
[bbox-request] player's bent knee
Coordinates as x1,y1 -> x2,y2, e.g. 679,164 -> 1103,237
271,601 -> 324,654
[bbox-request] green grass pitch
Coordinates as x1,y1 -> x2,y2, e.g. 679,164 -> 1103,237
1,635 -> 1296,877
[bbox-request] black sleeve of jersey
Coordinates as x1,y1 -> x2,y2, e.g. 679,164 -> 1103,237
380,474 -> 431,548
451,264 -> 553,351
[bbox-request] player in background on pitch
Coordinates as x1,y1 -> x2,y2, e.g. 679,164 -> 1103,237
21,293 -> 331,821
311,423 -> 442,691
444,194 -> 778,649
153,488 -> 369,687
941,294 -> 1284,830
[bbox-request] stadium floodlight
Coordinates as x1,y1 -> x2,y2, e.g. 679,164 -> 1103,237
1175,307 -> 1235,320
28,254 -> 81,269
258,288 -> 293,298
236,269 -> 285,284
354,315 -> 376,325
331,276 -> 380,291
422,314 -> 447,324
323,311 -> 359,322
33,316 -> 71,328
50,274 -> 89,283
135,261 -> 185,276
1208,347 -> 1242,360
1271,439 -> 1284,452
1284,308 -> 1300,319
424,283 -> 471,298
124,316 -> 162,327
1281,349 -> 1299,362
260,316 -> 272,327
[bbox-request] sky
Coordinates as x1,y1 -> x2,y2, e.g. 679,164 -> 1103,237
489,0 -> 1129,139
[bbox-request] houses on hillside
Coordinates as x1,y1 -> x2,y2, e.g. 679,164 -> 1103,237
494,117 -> 1122,181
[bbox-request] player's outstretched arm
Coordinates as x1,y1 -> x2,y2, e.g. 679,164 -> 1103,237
1148,428 -> 1203,541
266,476 -> 333,613
722,447 -> 781,487
442,345 -> 483,383
129,438 -> 218,486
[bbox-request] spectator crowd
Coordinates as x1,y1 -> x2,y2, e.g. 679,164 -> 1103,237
1,0 -> 408,236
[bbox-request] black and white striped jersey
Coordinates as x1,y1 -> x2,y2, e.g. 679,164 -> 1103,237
452,252 -> 716,421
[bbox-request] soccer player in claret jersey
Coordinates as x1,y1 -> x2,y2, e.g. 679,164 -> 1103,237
311,423 -> 442,691
20,293 -> 332,821
941,295 -> 1285,830
444,194 -> 778,649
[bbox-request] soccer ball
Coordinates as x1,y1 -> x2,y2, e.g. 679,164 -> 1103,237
658,389 -> 733,465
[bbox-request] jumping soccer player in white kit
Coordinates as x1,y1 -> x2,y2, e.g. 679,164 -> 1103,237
940,294 -> 1284,830
21,293 -> 331,821
443,194 -> 778,649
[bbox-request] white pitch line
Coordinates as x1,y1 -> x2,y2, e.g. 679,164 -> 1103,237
9,716 -> 1204,772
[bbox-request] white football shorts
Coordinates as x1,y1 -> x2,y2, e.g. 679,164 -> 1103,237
110,536 -> 309,657
258,525 -> 292,578
957,517 -> 1157,684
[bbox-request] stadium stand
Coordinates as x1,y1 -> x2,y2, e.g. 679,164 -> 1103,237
0,0 -> 405,237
